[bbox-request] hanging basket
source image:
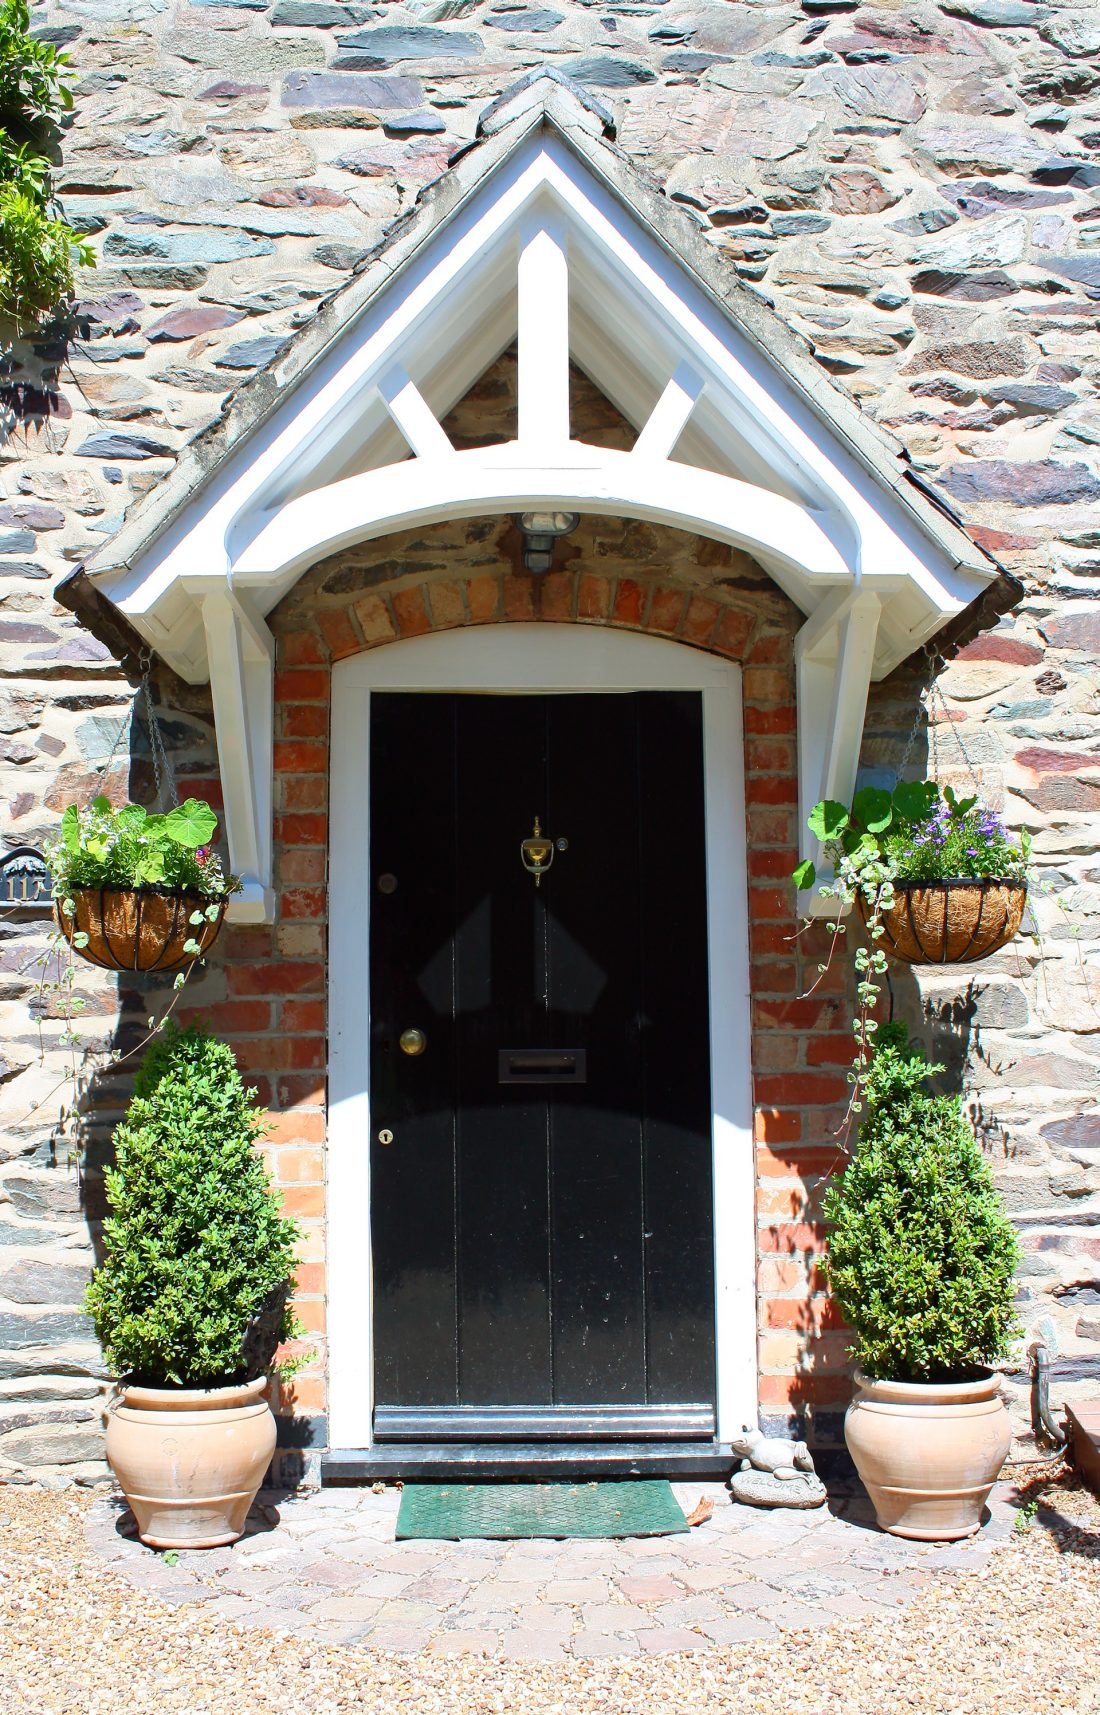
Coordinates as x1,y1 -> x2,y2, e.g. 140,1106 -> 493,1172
858,879 -> 1027,966
56,886 -> 226,973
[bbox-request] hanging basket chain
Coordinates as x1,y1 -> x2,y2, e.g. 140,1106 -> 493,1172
897,642 -> 984,798
140,666 -> 179,811
929,674 -> 984,798
897,642 -> 940,781
92,654 -> 179,811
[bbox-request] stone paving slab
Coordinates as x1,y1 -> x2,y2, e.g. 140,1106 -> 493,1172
84,1478 -> 1021,1661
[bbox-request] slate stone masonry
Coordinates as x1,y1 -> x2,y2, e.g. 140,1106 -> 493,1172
1,1 -> 1098,1479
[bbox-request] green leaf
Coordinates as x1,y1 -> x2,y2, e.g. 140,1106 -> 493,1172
135,849 -> 165,885
807,800 -> 849,842
189,911 -> 205,926
891,780 -> 939,823
60,804 -> 80,853
161,800 -> 217,850
792,859 -> 817,891
90,795 -> 112,815
852,787 -> 893,835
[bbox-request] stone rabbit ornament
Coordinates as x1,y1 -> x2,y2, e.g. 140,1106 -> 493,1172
728,1425 -> 827,1509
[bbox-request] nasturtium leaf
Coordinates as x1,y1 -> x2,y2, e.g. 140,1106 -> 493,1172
852,787 -> 893,834
892,780 -> 939,823
162,799 -> 217,850
807,799 -> 849,842
136,849 -> 165,885
792,859 -> 817,891
90,795 -> 111,816
60,805 -> 80,853
116,803 -> 148,830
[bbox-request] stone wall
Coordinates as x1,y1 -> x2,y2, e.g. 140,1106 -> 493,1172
1,0 -> 1098,1477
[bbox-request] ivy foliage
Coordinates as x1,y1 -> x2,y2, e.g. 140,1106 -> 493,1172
0,0 -> 93,325
823,1023 -> 1020,1384
85,1026 -> 302,1387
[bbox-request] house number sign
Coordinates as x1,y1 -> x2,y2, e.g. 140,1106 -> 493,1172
0,845 -> 53,912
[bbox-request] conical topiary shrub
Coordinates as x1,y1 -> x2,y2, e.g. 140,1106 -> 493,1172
85,1023 -> 302,1386
824,1022 -> 1020,1384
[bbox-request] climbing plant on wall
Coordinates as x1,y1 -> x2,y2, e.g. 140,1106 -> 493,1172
0,0 -> 93,326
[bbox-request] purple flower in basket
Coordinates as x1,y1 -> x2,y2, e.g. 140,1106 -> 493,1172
196,846 -> 209,863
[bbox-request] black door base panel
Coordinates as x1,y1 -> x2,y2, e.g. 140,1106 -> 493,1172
322,1442 -> 737,1483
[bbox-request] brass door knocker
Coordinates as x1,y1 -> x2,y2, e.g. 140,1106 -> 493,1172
520,817 -> 555,887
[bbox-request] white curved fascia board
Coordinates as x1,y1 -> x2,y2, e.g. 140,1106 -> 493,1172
230,445 -> 851,599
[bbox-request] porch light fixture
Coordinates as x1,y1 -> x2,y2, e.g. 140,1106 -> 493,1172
515,510 -> 579,574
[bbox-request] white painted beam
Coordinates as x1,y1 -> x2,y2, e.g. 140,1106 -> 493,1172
517,224 -> 570,448
632,363 -> 703,460
796,590 -> 882,914
200,588 -> 275,923
379,368 -> 454,460
231,445 -> 851,597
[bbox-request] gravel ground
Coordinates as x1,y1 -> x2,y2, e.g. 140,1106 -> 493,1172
2,1468 -> 1098,1715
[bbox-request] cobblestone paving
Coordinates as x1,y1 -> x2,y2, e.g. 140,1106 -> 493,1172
85,1480 -> 1021,1660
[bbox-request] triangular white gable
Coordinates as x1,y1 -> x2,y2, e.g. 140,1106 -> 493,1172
83,75 -> 995,920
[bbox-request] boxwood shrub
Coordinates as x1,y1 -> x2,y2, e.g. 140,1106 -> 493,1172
85,1025 -> 302,1387
824,1023 -> 1020,1384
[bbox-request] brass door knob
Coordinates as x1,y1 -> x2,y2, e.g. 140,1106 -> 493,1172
399,1028 -> 427,1056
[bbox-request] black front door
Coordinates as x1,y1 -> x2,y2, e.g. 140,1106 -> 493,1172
369,691 -> 715,1441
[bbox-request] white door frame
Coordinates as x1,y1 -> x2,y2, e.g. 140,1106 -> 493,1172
328,624 -> 757,1449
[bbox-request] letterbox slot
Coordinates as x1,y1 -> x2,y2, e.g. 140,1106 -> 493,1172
498,1049 -> 587,1085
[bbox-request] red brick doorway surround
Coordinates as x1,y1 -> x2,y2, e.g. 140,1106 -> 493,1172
183,507 -> 854,1469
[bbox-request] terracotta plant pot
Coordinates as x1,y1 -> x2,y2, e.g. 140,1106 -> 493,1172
858,879 -> 1026,965
106,1377 -> 276,1549
56,886 -> 225,973
844,1370 -> 1011,1541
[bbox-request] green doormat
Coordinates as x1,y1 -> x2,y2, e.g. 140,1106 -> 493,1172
395,1480 -> 689,1541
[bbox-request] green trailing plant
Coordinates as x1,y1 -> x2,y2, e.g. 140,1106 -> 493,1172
792,781 -> 1030,1122
35,797 -> 238,1063
43,796 -> 237,902
85,1025 -> 309,1387
823,1023 -> 1020,1384
0,0 -> 94,325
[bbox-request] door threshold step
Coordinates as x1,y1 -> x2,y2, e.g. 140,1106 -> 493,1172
322,1441 -> 736,1483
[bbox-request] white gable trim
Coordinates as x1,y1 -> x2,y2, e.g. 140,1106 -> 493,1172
81,87 -> 996,922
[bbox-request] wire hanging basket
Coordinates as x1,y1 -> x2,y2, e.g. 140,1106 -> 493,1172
857,879 -> 1028,966
56,886 -> 226,974
859,656 -> 1028,966
53,666 -> 230,973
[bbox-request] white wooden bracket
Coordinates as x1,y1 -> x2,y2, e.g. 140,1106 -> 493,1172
198,586 -> 275,923
795,587 -> 882,917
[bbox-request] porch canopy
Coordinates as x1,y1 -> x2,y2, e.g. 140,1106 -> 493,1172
77,71 -> 997,922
